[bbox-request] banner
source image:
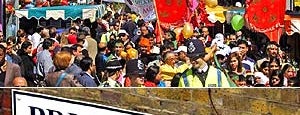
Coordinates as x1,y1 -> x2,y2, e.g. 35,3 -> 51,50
245,0 -> 285,33
125,0 -> 156,21
12,90 -> 148,115
154,0 -> 190,27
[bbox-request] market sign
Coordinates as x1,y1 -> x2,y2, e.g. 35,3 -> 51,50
12,89 -> 147,115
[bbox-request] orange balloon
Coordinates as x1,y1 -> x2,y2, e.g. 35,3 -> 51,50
182,23 -> 194,39
173,27 -> 183,41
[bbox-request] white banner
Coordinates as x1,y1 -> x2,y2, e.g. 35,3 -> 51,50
125,0 -> 156,21
12,89 -> 148,115
291,19 -> 300,33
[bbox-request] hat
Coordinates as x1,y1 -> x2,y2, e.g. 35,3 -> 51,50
185,39 -> 205,59
174,46 -> 187,53
126,59 -> 145,76
106,59 -> 123,70
118,29 -> 129,36
215,50 -> 226,57
254,72 -> 268,85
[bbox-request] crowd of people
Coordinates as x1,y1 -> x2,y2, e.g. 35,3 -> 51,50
1,5 -> 300,87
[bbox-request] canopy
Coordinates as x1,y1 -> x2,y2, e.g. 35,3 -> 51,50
15,5 -> 105,21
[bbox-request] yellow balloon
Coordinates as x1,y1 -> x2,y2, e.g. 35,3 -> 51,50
205,0 -> 218,8
131,14 -> 137,22
174,27 -> 183,41
182,23 -> 193,39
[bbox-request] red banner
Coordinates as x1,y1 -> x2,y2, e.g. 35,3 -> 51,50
245,0 -> 285,33
155,0 -> 191,27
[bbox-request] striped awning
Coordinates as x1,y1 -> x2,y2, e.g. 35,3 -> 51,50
15,5 -> 105,21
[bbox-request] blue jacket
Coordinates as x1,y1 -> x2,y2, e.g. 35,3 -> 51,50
77,72 -> 97,87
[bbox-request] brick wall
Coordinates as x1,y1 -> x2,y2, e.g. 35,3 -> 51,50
1,88 -> 300,115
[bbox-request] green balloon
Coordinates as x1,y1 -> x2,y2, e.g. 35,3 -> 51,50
231,15 -> 244,31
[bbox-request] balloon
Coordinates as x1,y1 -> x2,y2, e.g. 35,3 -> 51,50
231,15 -> 244,31
205,0 -> 218,8
173,27 -> 183,41
182,23 -> 193,39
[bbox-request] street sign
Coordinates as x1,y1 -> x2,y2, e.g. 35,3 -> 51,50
12,89 -> 148,115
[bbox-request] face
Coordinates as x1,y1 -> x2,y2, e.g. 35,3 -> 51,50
0,48 -> 5,64
230,57 -> 239,71
178,52 -> 187,61
229,35 -> 237,42
114,43 -> 124,55
25,45 -> 33,54
271,76 -> 280,86
114,23 -> 120,30
268,46 -> 278,57
202,28 -> 209,36
262,67 -> 269,76
165,53 -> 176,66
140,45 -> 148,54
141,26 -> 149,36
238,81 -> 247,87
132,75 -> 145,87
284,67 -> 296,79
238,44 -> 248,57
73,47 -> 82,57
120,34 -> 128,42
6,44 -> 13,55
69,30 -> 77,35
269,62 -> 280,72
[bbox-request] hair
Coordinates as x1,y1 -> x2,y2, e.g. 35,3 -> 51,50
48,26 -> 57,38
60,31 -> 69,45
0,44 -> 6,53
53,51 -> 72,70
71,44 -> 83,53
145,65 -> 160,82
61,46 -> 72,53
69,27 -> 77,33
21,41 -> 32,50
269,70 -> 284,87
226,52 -> 243,73
80,56 -> 93,71
269,57 -> 281,68
42,39 -> 54,50
162,51 -> 174,62
237,39 -> 249,47
281,63 -> 295,76
260,61 -> 270,71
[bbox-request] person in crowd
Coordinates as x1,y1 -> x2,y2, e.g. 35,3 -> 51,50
160,51 -> 190,87
281,63 -> 297,86
5,42 -> 22,65
45,51 -> 81,87
124,59 -> 145,87
64,44 -> 83,77
226,52 -> 246,76
36,39 -> 55,79
31,27 -> 43,49
77,57 -> 98,87
108,39 -> 125,60
237,39 -> 255,72
201,27 -> 212,47
95,42 -> 109,81
268,57 -> 281,74
0,44 -> 22,87
269,70 -> 284,87
100,59 -> 123,87
82,27 -> 98,64
254,72 -> 268,87
257,61 -> 270,77
178,39 -> 230,87
122,13 -> 137,39
144,65 -> 165,87
16,41 -> 35,86
256,41 -> 279,69
174,46 -> 188,67
12,76 -> 28,87
68,27 -> 78,44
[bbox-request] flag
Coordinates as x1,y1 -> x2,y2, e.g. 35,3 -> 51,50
245,0 -> 286,33
154,0 -> 191,27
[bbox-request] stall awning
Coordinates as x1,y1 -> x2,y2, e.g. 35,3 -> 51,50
15,5 -> 105,21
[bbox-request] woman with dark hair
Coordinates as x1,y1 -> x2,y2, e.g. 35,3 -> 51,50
144,65 -> 165,87
16,41 -> 35,86
258,61 -> 270,77
226,52 -> 245,76
269,70 -> 284,87
268,57 -> 281,74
